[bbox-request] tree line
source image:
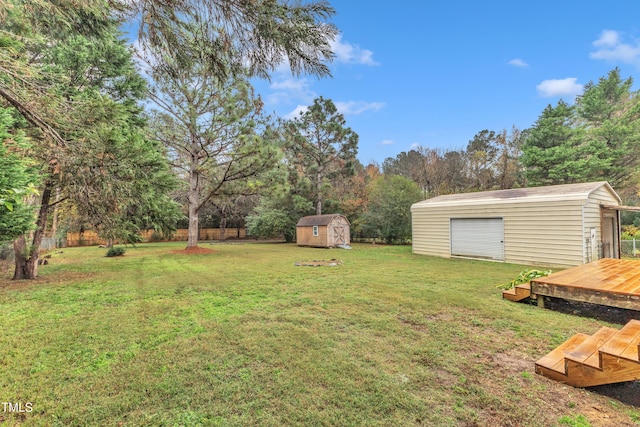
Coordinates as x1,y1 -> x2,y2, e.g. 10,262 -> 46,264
383,68 -> 640,199
3,1 -> 640,280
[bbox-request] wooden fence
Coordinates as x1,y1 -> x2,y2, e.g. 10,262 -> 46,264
66,228 -> 247,247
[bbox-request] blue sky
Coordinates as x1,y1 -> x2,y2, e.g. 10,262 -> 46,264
251,1 -> 640,165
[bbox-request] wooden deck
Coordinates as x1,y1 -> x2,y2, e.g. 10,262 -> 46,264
530,258 -> 640,310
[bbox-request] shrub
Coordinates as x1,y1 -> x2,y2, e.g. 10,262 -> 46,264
105,247 -> 126,257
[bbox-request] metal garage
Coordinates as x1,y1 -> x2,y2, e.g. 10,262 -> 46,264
410,182 -> 621,267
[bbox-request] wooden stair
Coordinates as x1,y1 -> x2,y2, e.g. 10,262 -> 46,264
535,319 -> 640,387
502,282 -> 532,302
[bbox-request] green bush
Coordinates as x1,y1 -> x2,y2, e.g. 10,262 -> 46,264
105,246 -> 126,257
497,269 -> 551,290
149,231 -> 163,242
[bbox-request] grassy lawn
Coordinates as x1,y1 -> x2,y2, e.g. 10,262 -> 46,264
0,242 -> 639,426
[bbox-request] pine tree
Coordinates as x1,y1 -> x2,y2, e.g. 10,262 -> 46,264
284,97 -> 359,215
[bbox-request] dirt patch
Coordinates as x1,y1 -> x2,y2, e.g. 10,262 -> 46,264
294,259 -> 343,267
171,246 -> 216,255
491,352 -> 532,373
425,312 -> 455,322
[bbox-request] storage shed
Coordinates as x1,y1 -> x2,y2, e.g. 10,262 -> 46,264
296,214 -> 350,248
410,182 -> 621,267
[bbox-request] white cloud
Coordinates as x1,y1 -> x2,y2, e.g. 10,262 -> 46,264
270,78 -> 308,92
334,101 -> 385,115
284,105 -> 308,120
265,77 -> 317,106
590,30 -> 640,66
508,58 -> 529,67
380,139 -> 395,145
536,78 -> 583,98
330,34 -> 379,66
284,100 -> 384,120
593,29 -> 620,47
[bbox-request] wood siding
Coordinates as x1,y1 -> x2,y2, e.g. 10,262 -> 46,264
297,225 -> 329,247
296,215 -> 350,248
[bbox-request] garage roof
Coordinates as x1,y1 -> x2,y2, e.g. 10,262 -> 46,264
411,181 -> 620,210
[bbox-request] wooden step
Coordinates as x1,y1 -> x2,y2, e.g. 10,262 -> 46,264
535,333 -> 590,375
599,319 -> 640,361
536,320 -> 640,387
502,282 -> 532,302
564,327 -> 618,369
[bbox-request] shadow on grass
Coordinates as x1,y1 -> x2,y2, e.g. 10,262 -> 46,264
589,381 -> 640,407
542,296 -> 640,326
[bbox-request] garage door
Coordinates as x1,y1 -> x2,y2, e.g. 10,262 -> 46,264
450,218 -> 504,261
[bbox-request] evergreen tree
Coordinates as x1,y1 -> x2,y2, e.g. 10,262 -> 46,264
521,101 -> 583,186
284,97 -> 359,215
148,56 -> 281,248
3,5 -> 180,279
576,68 -> 640,187
522,69 -> 640,188
0,108 -> 38,243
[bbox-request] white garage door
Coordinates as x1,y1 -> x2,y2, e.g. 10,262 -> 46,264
450,218 -> 504,261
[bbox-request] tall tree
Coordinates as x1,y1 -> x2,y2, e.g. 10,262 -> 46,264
284,96 -> 359,215
575,68 -> 640,187
147,56 -> 281,248
494,127 -> 525,189
443,149 -> 469,194
466,130 -> 499,191
523,69 -> 640,188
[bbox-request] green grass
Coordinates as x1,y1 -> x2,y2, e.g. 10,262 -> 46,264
0,243 -> 638,426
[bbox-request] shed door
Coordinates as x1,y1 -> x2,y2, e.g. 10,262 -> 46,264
450,218 -> 504,261
333,226 -> 347,245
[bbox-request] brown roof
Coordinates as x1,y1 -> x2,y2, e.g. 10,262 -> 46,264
296,214 -> 349,227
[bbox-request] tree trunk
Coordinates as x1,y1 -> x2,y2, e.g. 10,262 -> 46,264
316,171 -> 322,215
50,187 -> 61,238
187,165 -> 200,248
13,180 -> 53,280
219,207 -> 227,241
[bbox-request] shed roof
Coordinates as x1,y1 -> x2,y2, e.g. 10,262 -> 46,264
296,214 -> 349,227
411,181 -> 620,210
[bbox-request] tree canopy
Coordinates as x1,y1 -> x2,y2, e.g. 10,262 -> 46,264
522,68 -> 640,188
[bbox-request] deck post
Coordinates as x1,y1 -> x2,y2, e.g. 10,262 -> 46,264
537,296 -> 545,308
